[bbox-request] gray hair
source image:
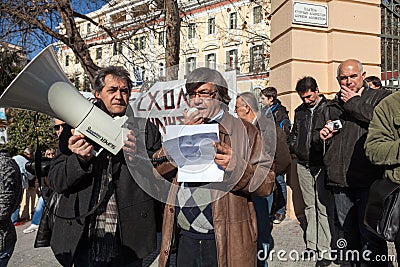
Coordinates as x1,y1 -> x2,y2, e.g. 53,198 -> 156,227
237,92 -> 259,112
93,66 -> 133,92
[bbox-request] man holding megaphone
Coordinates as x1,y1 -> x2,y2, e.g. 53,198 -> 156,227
47,66 -> 162,267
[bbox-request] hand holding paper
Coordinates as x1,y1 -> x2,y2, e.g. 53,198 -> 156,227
163,124 -> 224,182
213,142 -> 233,171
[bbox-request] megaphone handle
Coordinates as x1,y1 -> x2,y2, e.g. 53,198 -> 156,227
91,147 -> 104,157
73,131 -> 103,157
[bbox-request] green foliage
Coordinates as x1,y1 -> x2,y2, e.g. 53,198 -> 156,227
4,109 -> 58,157
0,50 -> 25,95
0,49 -> 57,156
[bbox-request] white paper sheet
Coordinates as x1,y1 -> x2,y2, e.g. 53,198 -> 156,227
163,124 -> 224,182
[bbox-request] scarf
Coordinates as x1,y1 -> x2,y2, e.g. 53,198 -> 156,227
88,154 -> 119,264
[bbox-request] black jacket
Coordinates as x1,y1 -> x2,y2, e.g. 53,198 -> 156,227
312,87 -> 391,188
48,118 -> 162,267
263,99 -> 291,139
289,95 -> 327,166
0,153 -> 22,252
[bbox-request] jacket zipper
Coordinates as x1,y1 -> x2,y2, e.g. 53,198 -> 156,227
306,111 -> 313,154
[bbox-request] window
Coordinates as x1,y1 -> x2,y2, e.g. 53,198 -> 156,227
139,36 -> 146,49
65,55 -> 69,67
87,23 -> 91,34
74,77 -> 80,90
141,66 -> 146,81
134,38 -> 139,50
113,42 -> 122,56
188,23 -> 196,39
186,57 -> 196,76
83,76 -> 90,91
226,49 -> 238,70
158,31 -> 165,46
133,66 -> 142,83
111,11 -> 126,23
96,47 -> 102,60
253,6 -> 262,24
208,18 -> 215,35
229,12 -> 237,29
206,53 -> 216,69
134,37 -> 146,50
158,63 -> 165,78
250,45 -> 266,72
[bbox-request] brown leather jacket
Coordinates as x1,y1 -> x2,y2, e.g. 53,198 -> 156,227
154,112 -> 275,267
256,113 -> 291,176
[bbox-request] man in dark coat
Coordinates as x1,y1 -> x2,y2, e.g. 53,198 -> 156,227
289,76 -> 332,267
0,148 -> 22,266
48,66 -> 162,267
315,59 -> 391,266
260,86 -> 291,138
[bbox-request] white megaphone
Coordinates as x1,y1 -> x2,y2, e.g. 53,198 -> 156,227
0,45 -> 128,155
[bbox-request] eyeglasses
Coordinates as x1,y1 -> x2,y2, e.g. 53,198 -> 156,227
186,90 -> 217,99
53,123 -> 66,131
234,104 -> 247,111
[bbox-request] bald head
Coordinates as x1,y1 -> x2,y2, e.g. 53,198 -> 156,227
337,59 -> 366,92
337,59 -> 363,77
235,92 -> 258,123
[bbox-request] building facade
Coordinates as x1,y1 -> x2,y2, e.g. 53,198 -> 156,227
57,0 -> 271,94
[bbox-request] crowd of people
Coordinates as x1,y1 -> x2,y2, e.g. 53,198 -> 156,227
0,59 -> 399,267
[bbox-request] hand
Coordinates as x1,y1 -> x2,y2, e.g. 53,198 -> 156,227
319,120 -> 337,141
68,134 -> 93,162
183,108 -> 203,125
122,130 -> 136,161
340,86 -> 364,102
213,142 -> 234,171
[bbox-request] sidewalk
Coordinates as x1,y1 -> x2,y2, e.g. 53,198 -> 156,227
269,217 -> 339,267
9,218 -> 398,266
269,218 -> 397,267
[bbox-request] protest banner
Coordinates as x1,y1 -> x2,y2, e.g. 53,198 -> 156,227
130,71 -> 237,135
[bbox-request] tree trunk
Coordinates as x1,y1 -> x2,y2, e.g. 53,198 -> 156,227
55,1 -> 99,84
165,0 -> 180,81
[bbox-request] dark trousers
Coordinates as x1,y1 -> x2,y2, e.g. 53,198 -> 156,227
253,194 -> 274,267
333,187 -> 388,267
73,236 -> 142,267
0,246 -> 14,267
395,233 -> 400,263
274,174 -> 287,215
176,234 -> 218,267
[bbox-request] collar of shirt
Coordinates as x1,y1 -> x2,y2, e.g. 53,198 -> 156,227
207,109 -> 224,124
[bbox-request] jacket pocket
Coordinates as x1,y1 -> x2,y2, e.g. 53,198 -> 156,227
248,217 -> 257,242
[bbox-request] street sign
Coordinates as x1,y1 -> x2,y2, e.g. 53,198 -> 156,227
293,2 -> 328,27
